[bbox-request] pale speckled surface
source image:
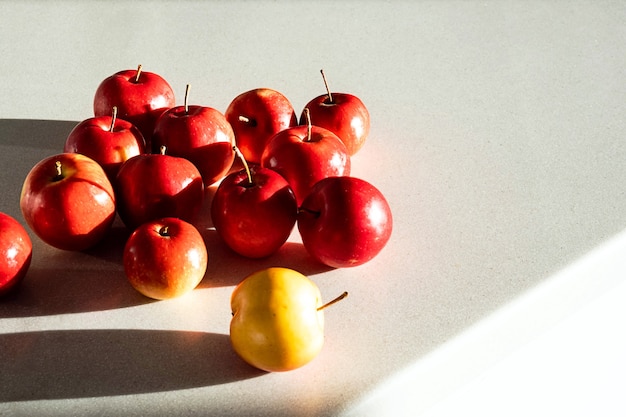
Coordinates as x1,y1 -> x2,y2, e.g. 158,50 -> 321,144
1,1 -> 626,416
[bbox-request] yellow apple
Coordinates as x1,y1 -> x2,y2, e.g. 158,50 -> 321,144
229,267 -> 346,372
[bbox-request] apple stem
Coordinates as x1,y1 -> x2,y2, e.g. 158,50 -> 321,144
303,108 -> 312,142
238,115 -> 257,127
53,160 -> 63,181
109,106 -> 118,132
317,291 -> 348,311
297,207 -> 320,217
159,226 -> 170,237
135,64 -> 143,83
320,69 -> 333,104
184,84 -> 191,114
233,145 -> 253,186
159,145 -> 167,155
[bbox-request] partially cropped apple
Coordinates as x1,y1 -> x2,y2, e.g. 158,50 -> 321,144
297,176 -> 392,268
63,106 -> 146,181
115,146 -> 205,231
0,212 -> 32,296
261,109 -> 350,205
301,70 -> 370,156
123,217 -> 208,300
20,153 -> 117,251
225,88 -> 298,164
152,84 -> 235,186
230,267 -> 347,372
93,65 -> 175,147
211,147 -> 297,258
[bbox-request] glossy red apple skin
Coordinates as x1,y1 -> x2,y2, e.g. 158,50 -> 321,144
0,213 -> 32,296
152,105 -> 235,186
115,152 -> 204,231
211,165 -> 298,258
63,114 -> 146,181
123,217 -> 208,300
301,93 -> 370,156
20,153 -> 117,251
93,67 -> 175,146
261,125 -> 350,205
297,176 -> 392,268
225,88 -> 298,164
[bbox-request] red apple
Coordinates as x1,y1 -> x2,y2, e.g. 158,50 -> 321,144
93,65 -> 175,147
63,106 -> 146,181
0,212 -> 32,296
152,84 -> 235,186
115,147 -> 204,231
123,217 -> 208,300
300,70 -> 370,156
225,88 -> 298,164
261,111 -> 351,205
20,153 -> 116,251
297,176 -> 392,268
211,148 -> 298,258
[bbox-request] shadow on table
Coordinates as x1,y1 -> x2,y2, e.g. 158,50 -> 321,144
0,222 -> 153,318
0,119 -> 76,151
198,228 -> 334,289
0,329 -> 264,401
193,182 -> 335,289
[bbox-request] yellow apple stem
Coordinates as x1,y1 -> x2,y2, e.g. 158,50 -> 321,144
135,64 -> 143,83
184,84 -> 191,114
320,68 -> 333,104
109,106 -> 118,132
238,115 -> 257,127
233,145 -> 253,185
159,226 -> 170,237
317,291 -> 348,311
303,107 -> 312,142
159,145 -> 167,155
54,160 -> 63,180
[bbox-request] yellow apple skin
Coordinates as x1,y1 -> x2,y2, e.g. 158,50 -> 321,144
230,267 -> 324,372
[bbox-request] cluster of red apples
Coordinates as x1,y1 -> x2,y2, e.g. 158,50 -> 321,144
3,65 -> 393,302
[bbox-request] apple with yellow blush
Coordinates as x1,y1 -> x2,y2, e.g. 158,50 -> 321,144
229,267 -> 347,372
123,217 -> 208,300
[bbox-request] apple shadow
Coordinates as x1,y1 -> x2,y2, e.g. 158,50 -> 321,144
198,229 -> 334,288
0,329 -> 264,402
0,221 -> 153,318
194,181 -> 335,288
0,119 -> 77,151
